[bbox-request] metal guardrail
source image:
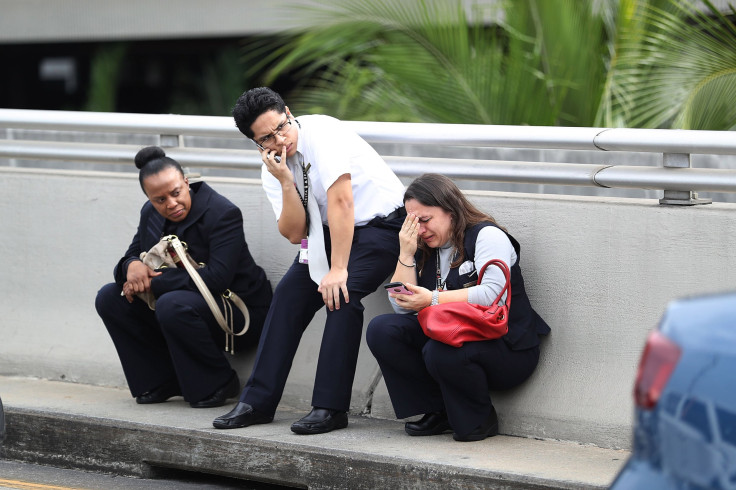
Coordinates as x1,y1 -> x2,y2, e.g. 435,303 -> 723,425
1,109 -> 735,205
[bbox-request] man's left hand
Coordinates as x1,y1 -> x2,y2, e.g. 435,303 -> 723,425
318,267 -> 349,311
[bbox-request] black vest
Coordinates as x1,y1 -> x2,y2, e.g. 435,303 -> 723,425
416,222 -> 550,350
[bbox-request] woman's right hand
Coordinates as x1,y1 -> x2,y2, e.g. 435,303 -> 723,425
122,260 -> 161,303
391,282 -> 432,312
398,213 -> 420,262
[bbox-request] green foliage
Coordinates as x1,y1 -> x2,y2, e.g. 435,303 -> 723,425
170,47 -> 250,116
85,43 -> 127,112
244,0 -> 735,130
598,0 -> 736,129
247,0 -> 614,125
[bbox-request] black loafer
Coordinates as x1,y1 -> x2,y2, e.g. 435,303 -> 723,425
404,412 -> 451,436
290,407 -> 348,435
212,402 -> 274,429
136,381 -> 181,404
190,372 -> 241,408
453,406 -> 499,442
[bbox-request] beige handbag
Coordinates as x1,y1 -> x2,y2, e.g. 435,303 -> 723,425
137,235 -> 250,354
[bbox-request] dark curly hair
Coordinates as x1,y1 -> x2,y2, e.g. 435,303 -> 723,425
404,173 -> 505,270
232,87 -> 287,139
134,146 -> 184,192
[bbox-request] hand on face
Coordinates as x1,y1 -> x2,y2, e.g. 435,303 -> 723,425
261,145 -> 291,184
252,109 -> 297,184
403,198 -> 452,249
399,214 -> 420,258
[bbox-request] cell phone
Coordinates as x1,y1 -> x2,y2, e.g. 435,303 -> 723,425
253,141 -> 281,162
384,282 -> 414,295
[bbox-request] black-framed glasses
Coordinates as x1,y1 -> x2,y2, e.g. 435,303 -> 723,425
253,116 -> 293,150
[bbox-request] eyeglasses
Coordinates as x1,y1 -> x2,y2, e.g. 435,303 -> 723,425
253,116 -> 293,150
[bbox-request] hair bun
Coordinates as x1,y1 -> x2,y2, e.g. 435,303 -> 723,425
134,146 -> 166,169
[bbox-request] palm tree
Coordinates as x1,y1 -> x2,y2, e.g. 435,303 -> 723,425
248,0 -> 612,126
597,0 -> 736,129
247,0 -> 735,130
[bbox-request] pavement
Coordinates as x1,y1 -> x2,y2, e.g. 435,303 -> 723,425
0,375 -> 627,489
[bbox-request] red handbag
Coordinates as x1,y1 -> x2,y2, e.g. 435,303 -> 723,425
417,259 -> 511,347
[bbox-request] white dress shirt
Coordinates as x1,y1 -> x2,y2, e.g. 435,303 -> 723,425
261,114 -> 404,225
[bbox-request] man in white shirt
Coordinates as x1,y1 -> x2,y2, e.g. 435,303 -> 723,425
214,87 -> 406,434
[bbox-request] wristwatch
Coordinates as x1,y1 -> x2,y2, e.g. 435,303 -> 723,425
431,289 -> 439,306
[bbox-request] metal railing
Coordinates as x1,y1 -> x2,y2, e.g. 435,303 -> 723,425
1,109 -> 735,205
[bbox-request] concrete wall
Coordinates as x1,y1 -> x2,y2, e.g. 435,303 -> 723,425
1,166 -> 734,450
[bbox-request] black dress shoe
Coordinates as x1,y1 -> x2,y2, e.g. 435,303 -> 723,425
453,406 -> 499,442
212,402 -> 274,429
190,372 -> 241,408
136,381 -> 181,404
290,407 -> 348,435
404,412 -> 451,436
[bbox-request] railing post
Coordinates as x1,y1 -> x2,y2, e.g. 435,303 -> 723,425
659,153 -> 712,206
159,134 -> 181,148
159,133 -> 201,182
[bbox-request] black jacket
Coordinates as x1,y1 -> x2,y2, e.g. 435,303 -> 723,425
114,181 -> 271,307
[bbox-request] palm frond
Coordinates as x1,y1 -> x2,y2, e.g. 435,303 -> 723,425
243,0 -> 586,125
600,0 -> 736,129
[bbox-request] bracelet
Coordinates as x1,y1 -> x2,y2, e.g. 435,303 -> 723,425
431,289 -> 439,306
398,257 -> 416,268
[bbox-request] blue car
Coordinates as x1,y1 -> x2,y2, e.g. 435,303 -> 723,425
611,292 -> 736,489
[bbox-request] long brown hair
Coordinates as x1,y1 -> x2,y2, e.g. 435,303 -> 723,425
403,173 -> 505,270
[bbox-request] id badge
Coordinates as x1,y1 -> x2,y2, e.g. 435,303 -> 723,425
299,238 -> 309,264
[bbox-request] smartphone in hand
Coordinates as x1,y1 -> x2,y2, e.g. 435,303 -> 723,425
253,141 -> 281,162
384,282 -> 414,295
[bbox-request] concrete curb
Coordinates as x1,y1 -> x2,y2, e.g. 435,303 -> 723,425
0,376 -> 626,489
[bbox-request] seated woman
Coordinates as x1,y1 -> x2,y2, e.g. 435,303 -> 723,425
95,146 -> 272,408
366,173 -> 550,441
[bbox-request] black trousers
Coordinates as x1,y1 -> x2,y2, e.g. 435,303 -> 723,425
366,313 -> 540,437
95,284 -> 268,402
240,222 -> 400,415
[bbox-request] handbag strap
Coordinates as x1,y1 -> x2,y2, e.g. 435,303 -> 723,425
476,259 -> 511,310
165,235 -> 250,354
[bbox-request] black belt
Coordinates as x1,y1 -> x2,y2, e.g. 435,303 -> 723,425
365,206 -> 406,228
383,206 -> 405,221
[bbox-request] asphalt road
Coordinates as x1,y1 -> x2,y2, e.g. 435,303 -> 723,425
0,461 -> 293,490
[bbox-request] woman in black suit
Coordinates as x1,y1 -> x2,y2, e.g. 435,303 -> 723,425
95,146 -> 272,408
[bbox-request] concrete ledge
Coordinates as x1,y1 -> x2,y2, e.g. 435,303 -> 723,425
1,376 -> 626,489
3,167 -> 736,449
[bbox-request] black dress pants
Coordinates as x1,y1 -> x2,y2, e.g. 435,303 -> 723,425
95,283 -> 266,402
367,313 -> 540,437
239,222 -> 400,415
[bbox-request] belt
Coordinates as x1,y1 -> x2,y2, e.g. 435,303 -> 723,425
364,206 -> 406,228
383,206 -> 406,221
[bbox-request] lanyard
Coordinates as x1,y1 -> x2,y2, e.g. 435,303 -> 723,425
435,247 -> 457,291
435,251 -> 447,291
295,161 -> 309,209
288,118 -> 313,233
293,146 -> 311,231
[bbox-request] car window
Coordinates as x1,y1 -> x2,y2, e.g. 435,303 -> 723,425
663,392 -> 681,416
681,398 -> 712,444
716,405 -> 736,448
